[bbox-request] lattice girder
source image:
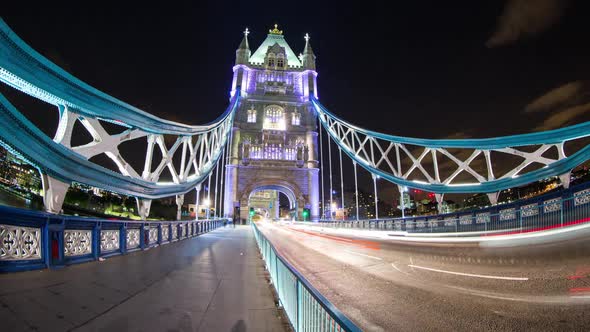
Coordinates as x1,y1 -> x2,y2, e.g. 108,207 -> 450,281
313,98 -> 590,194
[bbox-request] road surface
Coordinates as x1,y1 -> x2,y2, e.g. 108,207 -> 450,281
257,221 -> 590,331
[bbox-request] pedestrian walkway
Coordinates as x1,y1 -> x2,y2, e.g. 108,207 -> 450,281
0,225 -> 288,332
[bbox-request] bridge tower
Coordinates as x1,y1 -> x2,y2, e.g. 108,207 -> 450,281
224,25 -> 320,222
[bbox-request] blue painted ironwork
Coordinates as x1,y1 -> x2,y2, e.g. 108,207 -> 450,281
312,98 -> 590,194
0,204 -> 227,273
251,222 -> 361,332
315,181 -> 590,235
0,19 -> 238,202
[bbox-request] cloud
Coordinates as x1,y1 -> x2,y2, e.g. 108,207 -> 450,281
532,103 -> 590,131
525,81 -> 584,113
524,81 -> 590,131
486,0 -> 571,47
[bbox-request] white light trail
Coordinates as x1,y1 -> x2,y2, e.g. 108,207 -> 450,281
408,264 -> 528,281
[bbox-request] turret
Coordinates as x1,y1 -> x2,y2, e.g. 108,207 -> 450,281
301,33 -> 316,70
231,28 -> 251,97
301,33 -> 318,99
235,28 -> 251,65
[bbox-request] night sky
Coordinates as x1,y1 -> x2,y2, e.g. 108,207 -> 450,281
2,0 -> 590,206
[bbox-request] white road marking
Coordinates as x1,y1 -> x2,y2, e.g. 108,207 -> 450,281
408,264 -> 528,281
343,249 -> 383,260
391,262 -> 410,275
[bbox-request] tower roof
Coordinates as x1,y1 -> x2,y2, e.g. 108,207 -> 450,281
238,28 -> 250,50
303,33 -> 314,56
249,25 -> 302,68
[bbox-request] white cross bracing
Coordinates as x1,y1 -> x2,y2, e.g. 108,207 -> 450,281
53,105 -> 230,188
318,109 -> 589,196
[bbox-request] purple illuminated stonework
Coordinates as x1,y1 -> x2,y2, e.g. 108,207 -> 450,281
224,25 -> 320,221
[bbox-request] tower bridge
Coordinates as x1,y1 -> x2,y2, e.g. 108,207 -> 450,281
1,19 -> 590,331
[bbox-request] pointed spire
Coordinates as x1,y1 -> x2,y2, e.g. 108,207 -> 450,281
238,28 -> 250,50
303,33 -> 314,56
301,33 -> 316,70
235,28 -> 251,65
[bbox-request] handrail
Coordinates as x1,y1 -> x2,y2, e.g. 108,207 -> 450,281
0,204 -> 228,272
251,221 -> 361,332
314,181 -> 590,235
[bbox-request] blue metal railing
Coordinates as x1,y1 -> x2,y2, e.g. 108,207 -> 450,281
251,222 -> 361,332
0,205 -> 228,272
316,181 -> 590,236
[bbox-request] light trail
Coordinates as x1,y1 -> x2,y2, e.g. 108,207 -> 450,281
408,264 -> 528,281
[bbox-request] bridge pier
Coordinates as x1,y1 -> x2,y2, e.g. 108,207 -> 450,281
175,194 -> 184,220
41,174 -> 69,214
560,172 -> 572,189
136,198 -> 152,220
487,192 -> 500,206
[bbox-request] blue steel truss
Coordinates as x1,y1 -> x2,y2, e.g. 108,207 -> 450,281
312,98 -> 590,194
0,18 -> 237,201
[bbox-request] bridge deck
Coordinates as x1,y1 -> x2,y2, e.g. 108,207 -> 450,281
0,225 -> 287,332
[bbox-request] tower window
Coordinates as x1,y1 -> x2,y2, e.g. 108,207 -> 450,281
292,111 -> 301,126
268,58 -> 275,67
277,58 -> 284,68
263,105 -> 285,130
247,109 -> 257,123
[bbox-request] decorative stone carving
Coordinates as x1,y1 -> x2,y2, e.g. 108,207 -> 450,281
64,230 -> 92,257
0,224 -> 41,260
100,230 -> 119,252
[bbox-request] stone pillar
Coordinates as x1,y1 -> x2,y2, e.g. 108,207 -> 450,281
136,198 -> 152,220
306,131 -> 318,168
309,169 -> 320,221
41,174 -> 70,214
175,194 -> 184,221
224,165 -> 238,218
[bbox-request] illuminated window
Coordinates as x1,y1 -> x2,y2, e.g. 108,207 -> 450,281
247,109 -> 256,123
291,111 -> 301,126
263,105 -> 285,130
277,58 -> 284,68
268,58 -> 275,67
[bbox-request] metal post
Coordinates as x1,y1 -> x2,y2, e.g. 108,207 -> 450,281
339,147 -> 344,220
328,133 -> 334,220
213,156 -> 220,218
195,185 -> 201,221
219,146 -> 226,217
319,118 -> 325,220
207,173 -> 212,220
372,174 -> 379,220
353,161 -> 359,221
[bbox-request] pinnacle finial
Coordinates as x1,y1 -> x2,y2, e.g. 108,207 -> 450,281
269,24 -> 283,35
244,28 -> 250,37
304,33 -> 310,42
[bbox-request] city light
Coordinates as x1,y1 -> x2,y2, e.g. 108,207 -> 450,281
203,198 -> 211,207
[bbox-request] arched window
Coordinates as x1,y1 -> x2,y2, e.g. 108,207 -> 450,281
263,105 -> 285,130
291,111 -> 301,126
277,58 -> 284,68
247,108 -> 257,123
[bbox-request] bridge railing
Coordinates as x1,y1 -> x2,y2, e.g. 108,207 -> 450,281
315,181 -> 590,235
251,221 -> 361,332
0,205 -> 228,272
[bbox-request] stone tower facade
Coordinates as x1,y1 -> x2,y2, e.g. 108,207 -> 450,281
224,25 -> 320,222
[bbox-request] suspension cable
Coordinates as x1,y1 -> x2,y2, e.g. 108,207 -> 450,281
353,161 -> 359,220
339,147 -> 344,219
328,129 -> 334,220
319,118 -> 325,220
213,154 -> 220,218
